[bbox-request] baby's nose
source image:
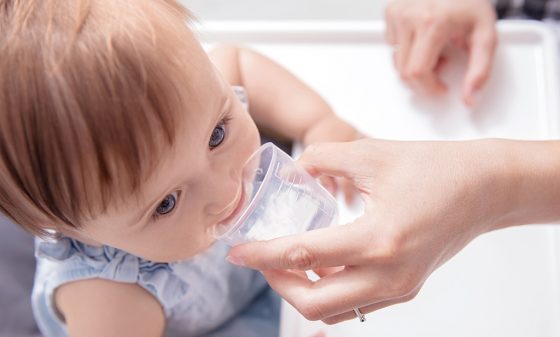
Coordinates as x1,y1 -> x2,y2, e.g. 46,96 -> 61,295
203,169 -> 241,216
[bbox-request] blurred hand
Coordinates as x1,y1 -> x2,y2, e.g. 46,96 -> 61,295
385,0 -> 497,106
227,138 -> 531,324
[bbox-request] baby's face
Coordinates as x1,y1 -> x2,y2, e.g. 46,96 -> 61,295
70,33 -> 260,262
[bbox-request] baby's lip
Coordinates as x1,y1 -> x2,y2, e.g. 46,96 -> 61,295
219,188 -> 245,225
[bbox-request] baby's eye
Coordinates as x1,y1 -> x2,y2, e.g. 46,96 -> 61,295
209,121 -> 227,149
155,192 -> 177,216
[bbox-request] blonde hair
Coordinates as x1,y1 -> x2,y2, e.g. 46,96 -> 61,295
0,0 -> 194,236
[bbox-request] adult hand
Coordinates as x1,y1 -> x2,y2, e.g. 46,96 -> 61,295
227,139 -> 560,324
385,0 -> 497,106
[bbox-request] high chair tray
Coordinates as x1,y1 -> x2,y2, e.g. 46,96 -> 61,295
199,21 -> 560,337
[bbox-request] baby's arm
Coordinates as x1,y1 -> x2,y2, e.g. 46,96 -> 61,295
208,46 -> 361,146
56,279 -> 164,337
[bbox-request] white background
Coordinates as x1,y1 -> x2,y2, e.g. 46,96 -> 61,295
182,0 -> 388,21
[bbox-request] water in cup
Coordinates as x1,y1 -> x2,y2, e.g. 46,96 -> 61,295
213,142 -> 338,246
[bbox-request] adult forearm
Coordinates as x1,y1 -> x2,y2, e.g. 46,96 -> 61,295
490,140 -> 560,230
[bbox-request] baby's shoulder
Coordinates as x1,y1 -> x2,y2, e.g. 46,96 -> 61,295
56,277 -> 165,336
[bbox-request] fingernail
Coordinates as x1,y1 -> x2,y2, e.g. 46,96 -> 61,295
226,255 -> 245,266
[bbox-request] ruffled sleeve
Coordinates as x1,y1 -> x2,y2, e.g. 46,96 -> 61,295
35,237 -> 189,316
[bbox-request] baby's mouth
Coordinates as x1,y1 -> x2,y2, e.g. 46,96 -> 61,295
218,188 -> 246,226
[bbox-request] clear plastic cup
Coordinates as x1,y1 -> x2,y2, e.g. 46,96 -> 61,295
213,142 -> 338,246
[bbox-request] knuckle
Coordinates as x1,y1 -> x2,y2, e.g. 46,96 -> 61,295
387,270 -> 422,299
471,71 -> 489,87
400,71 -> 411,84
402,287 -> 421,302
369,232 -> 405,265
398,11 -> 413,25
396,11 -> 415,31
405,65 -> 426,81
395,277 -> 418,297
419,13 -> 437,27
283,245 -> 316,270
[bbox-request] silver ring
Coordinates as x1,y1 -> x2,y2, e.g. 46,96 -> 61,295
353,308 -> 366,323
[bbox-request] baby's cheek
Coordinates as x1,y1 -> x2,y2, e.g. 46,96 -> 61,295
245,119 -> 261,154
175,235 -> 215,260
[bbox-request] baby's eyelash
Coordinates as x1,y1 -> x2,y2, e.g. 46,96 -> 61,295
209,114 -> 233,151
151,191 -> 182,222
151,211 -> 164,222
220,114 -> 233,127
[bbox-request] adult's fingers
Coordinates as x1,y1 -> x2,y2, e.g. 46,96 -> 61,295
322,300 -> 399,325
261,265 -> 408,321
405,23 -> 448,94
338,178 -> 357,205
463,24 -> 497,106
321,293 -> 417,325
394,21 -> 414,80
318,176 -> 337,196
313,266 -> 344,278
228,219 -> 369,270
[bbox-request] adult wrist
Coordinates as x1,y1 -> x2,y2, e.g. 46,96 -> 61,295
486,139 -> 560,231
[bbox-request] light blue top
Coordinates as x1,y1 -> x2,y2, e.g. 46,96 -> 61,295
31,86 -> 280,337
31,238 -> 280,337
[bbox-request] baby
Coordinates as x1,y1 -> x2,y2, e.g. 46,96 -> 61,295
0,1 -> 359,336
